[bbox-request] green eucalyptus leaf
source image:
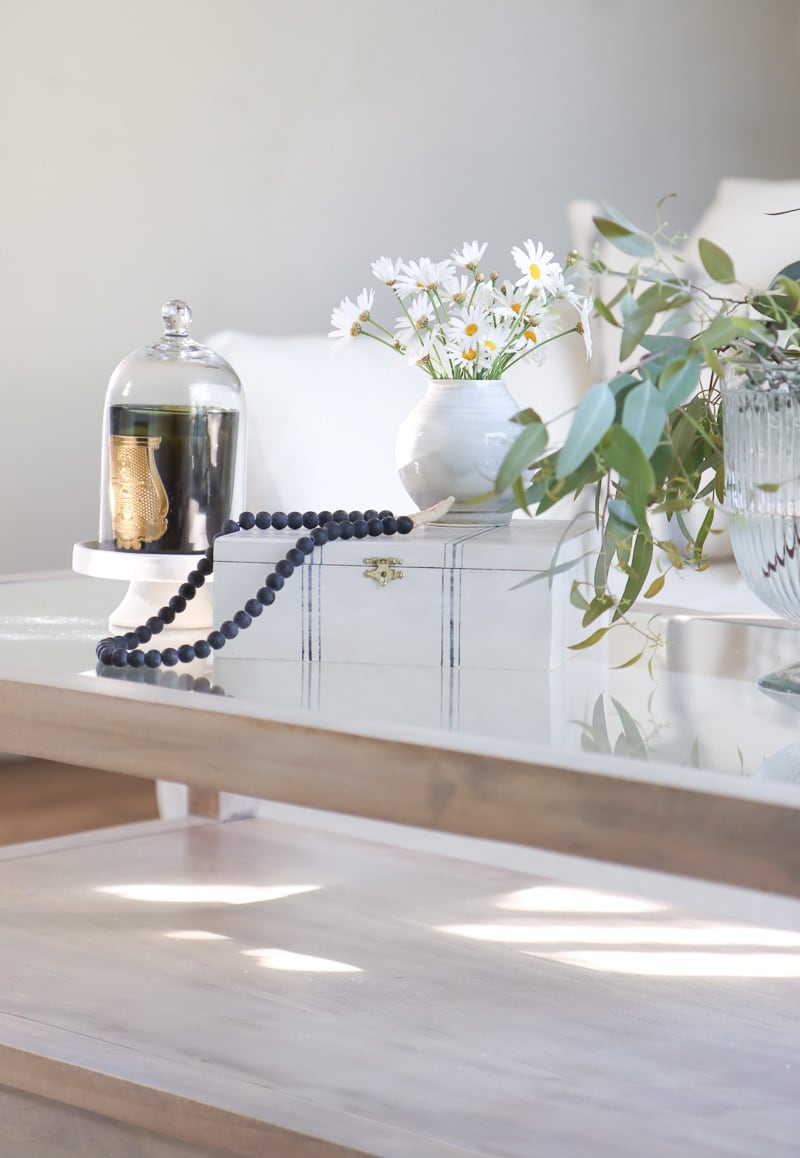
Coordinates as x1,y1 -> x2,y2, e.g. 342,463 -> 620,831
639,334 -> 691,355
607,499 -> 638,527
601,424 -> 657,497
622,380 -> 668,458
658,353 -> 703,410
594,217 -> 655,259
698,238 -> 736,284
557,381 -> 616,477
593,298 -> 619,327
620,293 -> 658,361
568,626 -> 610,651
613,530 -> 654,619
512,407 -> 544,426
495,421 -> 548,493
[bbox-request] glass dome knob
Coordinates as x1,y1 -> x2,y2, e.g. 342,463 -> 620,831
162,300 -> 192,337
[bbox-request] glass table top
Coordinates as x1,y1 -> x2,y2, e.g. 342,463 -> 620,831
1,571 -> 799,792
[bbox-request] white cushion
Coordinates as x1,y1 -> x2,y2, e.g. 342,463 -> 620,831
684,177 -> 800,288
205,329 -> 592,517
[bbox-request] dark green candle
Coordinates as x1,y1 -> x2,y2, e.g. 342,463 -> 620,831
108,404 -> 239,553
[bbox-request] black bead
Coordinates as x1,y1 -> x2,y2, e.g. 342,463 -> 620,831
275,558 -> 294,578
324,520 -> 341,541
255,511 -> 272,530
194,677 -> 212,693
178,584 -> 196,601
333,509 -> 349,522
256,586 -> 276,606
121,631 -> 137,649
348,510 -> 363,522
188,570 -> 205,588
266,572 -> 285,591
302,511 -> 318,529
207,631 -> 226,650
159,606 -> 176,625
162,647 -> 179,667
287,547 -> 306,567
379,510 -> 394,519
396,515 -> 414,534
271,511 -> 288,530
98,645 -> 115,665
244,598 -> 263,617
234,609 -> 252,629
318,510 -> 333,526
112,636 -> 127,648
222,519 -> 240,535
178,644 -> 196,663
204,546 -> 215,560
169,595 -> 187,614
193,639 -> 211,659
128,650 -> 146,668
353,519 -> 369,539
220,620 -> 239,640
311,526 -> 329,547
287,511 -> 303,530
146,616 -> 164,635
364,509 -> 379,521
135,625 -> 153,644
145,649 -> 162,667
238,511 -> 256,530
338,520 -> 354,540
210,685 -> 226,696
96,636 -> 114,654
367,517 -> 383,536
296,536 -> 315,556
196,557 -> 213,576
382,516 -> 398,534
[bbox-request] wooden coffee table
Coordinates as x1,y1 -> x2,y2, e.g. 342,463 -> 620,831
0,572 -> 799,1156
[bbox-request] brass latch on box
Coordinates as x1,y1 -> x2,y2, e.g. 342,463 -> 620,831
363,558 -> 404,587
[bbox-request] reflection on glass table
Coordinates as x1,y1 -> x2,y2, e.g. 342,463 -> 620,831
2,571 -> 800,790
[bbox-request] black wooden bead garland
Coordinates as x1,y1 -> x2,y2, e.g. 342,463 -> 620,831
95,509 -> 414,670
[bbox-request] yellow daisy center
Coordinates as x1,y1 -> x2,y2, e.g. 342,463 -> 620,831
511,303 -> 522,314
485,340 -> 496,350
350,322 -> 362,337
529,262 -> 541,280
523,328 -> 537,343
465,322 -> 478,336
463,347 -> 477,361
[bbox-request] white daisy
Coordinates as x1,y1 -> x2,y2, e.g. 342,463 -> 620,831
511,240 -> 562,298
550,268 -> 584,309
371,256 -> 403,286
577,294 -> 593,361
492,279 -> 532,321
329,295 -> 364,348
439,272 -> 473,307
355,287 -> 374,321
394,292 -> 438,349
445,305 -> 490,350
399,332 -> 450,374
450,240 -> 488,270
394,257 -> 455,298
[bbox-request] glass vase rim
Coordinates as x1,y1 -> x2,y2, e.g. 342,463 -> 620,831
722,358 -> 800,392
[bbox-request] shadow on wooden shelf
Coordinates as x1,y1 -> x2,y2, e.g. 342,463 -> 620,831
0,758 -> 158,845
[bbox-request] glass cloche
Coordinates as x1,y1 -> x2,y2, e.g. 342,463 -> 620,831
97,300 -> 245,555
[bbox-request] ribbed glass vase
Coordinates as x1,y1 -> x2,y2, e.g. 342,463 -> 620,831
723,361 -> 800,691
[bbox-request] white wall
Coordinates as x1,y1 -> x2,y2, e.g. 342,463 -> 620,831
2,0 -> 800,573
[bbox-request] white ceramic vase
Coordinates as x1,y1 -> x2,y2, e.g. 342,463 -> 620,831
395,378 -> 521,524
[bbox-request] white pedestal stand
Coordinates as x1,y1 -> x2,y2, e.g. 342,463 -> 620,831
72,542 -> 213,630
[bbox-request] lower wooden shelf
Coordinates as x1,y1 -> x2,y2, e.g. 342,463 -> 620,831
0,816 -> 797,1157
